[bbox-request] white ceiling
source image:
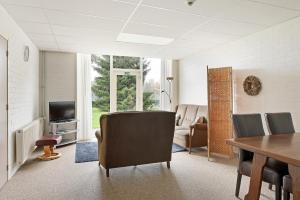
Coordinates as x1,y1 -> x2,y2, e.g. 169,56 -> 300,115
1,0 -> 300,59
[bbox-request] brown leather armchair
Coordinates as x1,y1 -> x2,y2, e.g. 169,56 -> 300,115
173,104 -> 208,153
95,111 -> 176,177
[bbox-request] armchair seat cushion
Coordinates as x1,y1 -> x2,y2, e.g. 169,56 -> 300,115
175,128 -> 190,136
175,126 -> 189,131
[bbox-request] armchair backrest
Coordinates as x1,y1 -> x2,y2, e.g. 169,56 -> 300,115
195,106 -> 208,123
176,105 -> 187,125
232,114 -> 265,161
182,105 -> 199,126
176,104 -> 208,126
265,112 -> 295,135
99,111 -> 175,168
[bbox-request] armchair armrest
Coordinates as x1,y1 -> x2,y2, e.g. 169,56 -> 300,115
95,130 -> 102,142
194,123 -> 207,131
189,122 -> 207,137
189,116 -> 205,129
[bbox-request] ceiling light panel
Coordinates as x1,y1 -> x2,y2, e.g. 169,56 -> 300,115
117,33 -> 174,45
124,22 -> 185,38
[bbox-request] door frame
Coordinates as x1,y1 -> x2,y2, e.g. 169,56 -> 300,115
0,34 -> 8,187
109,56 -> 143,112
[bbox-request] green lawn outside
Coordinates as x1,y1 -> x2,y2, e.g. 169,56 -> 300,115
92,107 -> 106,129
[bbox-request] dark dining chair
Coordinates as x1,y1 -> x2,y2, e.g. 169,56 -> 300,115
283,175 -> 292,200
232,114 -> 288,200
265,112 -> 295,200
265,112 -> 295,135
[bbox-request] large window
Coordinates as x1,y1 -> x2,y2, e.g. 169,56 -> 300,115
91,55 -> 161,129
143,58 -> 161,110
91,55 -> 110,129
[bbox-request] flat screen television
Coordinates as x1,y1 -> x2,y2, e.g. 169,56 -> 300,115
49,101 -> 75,122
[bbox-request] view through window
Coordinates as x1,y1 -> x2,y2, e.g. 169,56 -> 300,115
91,55 -> 161,129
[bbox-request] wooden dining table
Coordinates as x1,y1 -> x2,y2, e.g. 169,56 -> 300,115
226,133 -> 300,200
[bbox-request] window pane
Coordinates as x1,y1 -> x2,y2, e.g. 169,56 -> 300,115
117,75 -> 136,111
143,58 -> 161,111
113,56 -> 140,69
91,54 -> 110,129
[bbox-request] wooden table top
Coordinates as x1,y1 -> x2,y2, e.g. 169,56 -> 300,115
226,133 -> 300,167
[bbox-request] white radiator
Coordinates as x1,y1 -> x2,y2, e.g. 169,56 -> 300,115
16,118 -> 44,165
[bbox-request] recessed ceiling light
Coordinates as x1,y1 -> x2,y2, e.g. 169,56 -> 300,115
117,33 -> 174,45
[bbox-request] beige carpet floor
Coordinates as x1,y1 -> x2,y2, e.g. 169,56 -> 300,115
0,144 -> 278,200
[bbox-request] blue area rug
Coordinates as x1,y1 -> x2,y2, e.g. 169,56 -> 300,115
75,142 -> 187,163
75,142 -> 98,163
172,143 -> 188,153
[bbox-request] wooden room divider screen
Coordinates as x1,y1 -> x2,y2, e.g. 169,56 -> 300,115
207,66 -> 233,158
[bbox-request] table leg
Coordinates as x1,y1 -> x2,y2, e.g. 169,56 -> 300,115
245,153 -> 267,200
288,165 -> 300,200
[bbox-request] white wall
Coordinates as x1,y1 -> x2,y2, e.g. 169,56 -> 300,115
0,4 -> 39,178
179,16 -> 300,131
41,51 -> 77,131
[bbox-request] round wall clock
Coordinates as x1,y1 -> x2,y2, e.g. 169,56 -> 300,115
243,75 -> 262,96
24,46 -> 29,62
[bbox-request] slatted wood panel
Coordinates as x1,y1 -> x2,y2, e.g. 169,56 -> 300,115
207,67 -> 233,158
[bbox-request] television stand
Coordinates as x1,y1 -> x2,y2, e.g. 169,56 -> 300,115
49,120 -> 78,146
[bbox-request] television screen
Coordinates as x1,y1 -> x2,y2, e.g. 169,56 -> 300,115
49,101 -> 75,122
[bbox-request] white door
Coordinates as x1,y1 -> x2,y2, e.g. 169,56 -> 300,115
0,35 -> 8,188
110,69 -> 143,112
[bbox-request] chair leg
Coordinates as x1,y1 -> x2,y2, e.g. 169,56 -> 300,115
106,169 -> 109,178
167,161 -> 170,169
189,134 -> 192,154
283,191 -> 290,200
275,183 -> 282,200
269,183 -> 273,190
235,172 -> 242,198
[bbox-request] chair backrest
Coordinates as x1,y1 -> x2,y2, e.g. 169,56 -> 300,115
265,112 -> 295,135
232,114 -> 265,161
99,111 -> 175,168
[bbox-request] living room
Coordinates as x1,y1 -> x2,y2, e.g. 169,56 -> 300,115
0,0 -> 300,200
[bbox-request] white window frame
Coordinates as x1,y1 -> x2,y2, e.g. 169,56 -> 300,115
109,55 -> 143,112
